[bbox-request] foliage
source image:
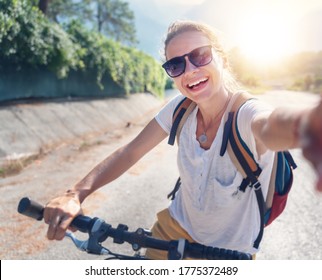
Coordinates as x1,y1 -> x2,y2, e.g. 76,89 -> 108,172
66,20 -> 166,96
290,74 -> 322,93
0,0 -> 80,78
229,47 -> 322,93
0,1 -> 166,98
164,77 -> 174,90
93,0 -> 137,45
42,0 -> 138,46
228,47 -> 261,89
46,0 -> 78,23
281,51 -> 322,93
26,0 -> 39,7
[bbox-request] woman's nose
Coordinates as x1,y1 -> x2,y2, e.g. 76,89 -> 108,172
184,56 -> 198,74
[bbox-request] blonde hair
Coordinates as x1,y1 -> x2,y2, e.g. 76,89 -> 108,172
163,20 -> 242,93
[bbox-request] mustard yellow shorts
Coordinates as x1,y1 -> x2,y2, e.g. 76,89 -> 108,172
145,208 -> 256,260
145,208 -> 195,260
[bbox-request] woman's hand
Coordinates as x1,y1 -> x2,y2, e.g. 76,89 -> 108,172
43,191 -> 82,240
301,98 -> 322,192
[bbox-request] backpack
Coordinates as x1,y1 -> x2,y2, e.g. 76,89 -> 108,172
167,92 -> 297,249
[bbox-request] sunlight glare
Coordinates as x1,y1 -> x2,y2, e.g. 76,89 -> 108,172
237,13 -> 294,65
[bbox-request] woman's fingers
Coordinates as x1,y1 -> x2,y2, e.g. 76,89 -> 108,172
44,196 -> 81,240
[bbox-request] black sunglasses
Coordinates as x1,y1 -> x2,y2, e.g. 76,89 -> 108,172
162,45 -> 213,78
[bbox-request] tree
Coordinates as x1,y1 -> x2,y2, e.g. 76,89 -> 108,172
27,0 -> 54,16
87,0 -> 137,45
27,0 -> 39,6
34,0 -> 138,46
38,0 -> 52,14
0,0 -> 80,77
46,0 -> 81,23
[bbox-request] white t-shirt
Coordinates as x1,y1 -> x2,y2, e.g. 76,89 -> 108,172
155,94 -> 275,254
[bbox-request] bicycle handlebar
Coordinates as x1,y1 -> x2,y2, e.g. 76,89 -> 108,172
17,197 -> 252,260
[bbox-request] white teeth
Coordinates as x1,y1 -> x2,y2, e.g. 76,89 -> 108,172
188,78 -> 208,88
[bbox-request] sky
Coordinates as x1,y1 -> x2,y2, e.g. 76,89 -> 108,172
195,0 -> 322,64
128,0 -> 322,65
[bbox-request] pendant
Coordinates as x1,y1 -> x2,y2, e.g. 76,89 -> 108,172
198,133 -> 208,143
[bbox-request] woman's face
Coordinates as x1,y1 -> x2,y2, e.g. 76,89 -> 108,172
165,31 -> 224,104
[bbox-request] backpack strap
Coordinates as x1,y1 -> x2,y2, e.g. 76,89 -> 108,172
265,153 -> 278,211
220,92 -> 266,249
221,97 -> 298,248
168,97 -> 196,145
167,177 -> 181,200
167,97 -> 196,200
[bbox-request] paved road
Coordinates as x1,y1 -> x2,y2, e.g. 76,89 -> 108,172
0,90 -> 321,260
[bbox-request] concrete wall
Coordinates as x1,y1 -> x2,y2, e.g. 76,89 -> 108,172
0,93 -> 162,167
0,68 -> 124,102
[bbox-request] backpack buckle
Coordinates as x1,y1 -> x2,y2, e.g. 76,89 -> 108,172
252,181 -> 261,190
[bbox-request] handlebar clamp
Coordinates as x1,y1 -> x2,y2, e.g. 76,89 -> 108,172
113,224 -> 129,244
86,218 -> 111,255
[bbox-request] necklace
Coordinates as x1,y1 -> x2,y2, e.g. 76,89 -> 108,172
198,131 -> 208,144
197,95 -> 231,144
198,117 -> 213,144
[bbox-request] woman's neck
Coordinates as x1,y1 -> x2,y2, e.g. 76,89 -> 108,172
197,89 -> 232,125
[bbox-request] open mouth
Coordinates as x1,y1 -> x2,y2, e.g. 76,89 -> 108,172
187,77 -> 208,90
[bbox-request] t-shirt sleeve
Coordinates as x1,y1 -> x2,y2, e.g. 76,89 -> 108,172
154,94 -> 186,134
237,99 -> 273,160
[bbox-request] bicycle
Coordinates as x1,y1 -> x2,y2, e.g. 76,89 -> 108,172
17,197 -> 252,260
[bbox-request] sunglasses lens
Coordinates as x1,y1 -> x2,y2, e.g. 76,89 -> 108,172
162,45 -> 212,78
189,46 -> 212,67
163,57 -> 185,78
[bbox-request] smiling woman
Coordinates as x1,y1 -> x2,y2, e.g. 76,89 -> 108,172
237,13 -> 294,65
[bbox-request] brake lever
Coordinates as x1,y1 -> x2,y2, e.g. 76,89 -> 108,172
65,232 -> 89,252
65,231 -> 110,255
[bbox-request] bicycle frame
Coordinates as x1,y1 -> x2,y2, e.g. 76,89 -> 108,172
17,197 -> 252,260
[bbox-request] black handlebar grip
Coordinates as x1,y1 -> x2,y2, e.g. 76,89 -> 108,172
17,197 -> 95,233
186,242 -> 252,260
71,215 -> 95,233
17,197 -> 44,221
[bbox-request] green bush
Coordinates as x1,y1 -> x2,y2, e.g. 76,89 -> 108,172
65,20 -> 166,97
0,0 -> 80,78
290,75 -> 322,93
0,1 -> 166,99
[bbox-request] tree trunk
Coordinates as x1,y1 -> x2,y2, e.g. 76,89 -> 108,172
38,0 -> 51,15
97,1 -> 103,33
